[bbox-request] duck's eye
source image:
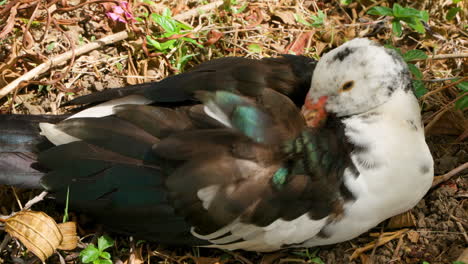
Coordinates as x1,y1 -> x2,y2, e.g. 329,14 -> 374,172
340,81 -> 355,92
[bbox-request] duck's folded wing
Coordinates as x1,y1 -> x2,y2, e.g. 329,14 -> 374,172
65,55 -> 316,107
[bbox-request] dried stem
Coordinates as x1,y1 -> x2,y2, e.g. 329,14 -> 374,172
432,162 -> 468,188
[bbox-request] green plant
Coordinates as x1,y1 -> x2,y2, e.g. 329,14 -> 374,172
248,44 -> 262,53
292,248 -> 325,264
368,4 -> 429,36
385,45 -> 428,98
223,0 -> 248,14
146,8 -> 202,71
80,236 -> 114,264
446,0 -> 463,20
295,10 -> 326,28
454,80 -> 468,110
341,0 -> 353,5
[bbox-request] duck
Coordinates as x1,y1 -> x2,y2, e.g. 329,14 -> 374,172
0,38 -> 433,252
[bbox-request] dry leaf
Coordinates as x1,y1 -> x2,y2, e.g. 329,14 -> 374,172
124,246 -> 144,264
457,248 -> 468,262
5,211 -> 63,262
285,32 -> 314,55
387,211 -> 416,229
406,230 -> 420,243
57,222 -> 78,250
273,10 -> 296,25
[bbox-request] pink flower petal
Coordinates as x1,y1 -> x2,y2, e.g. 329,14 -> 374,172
113,6 -> 124,15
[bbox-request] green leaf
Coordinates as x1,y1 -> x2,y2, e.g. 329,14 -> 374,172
294,13 -> 312,27
80,245 -> 100,263
94,259 -> 113,264
367,6 -> 393,16
408,63 -> 424,79
310,10 -> 326,27
248,44 -> 262,53
452,0 -> 462,3
456,81 -> 468,92
162,8 -> 171,17
392,20 -> 403,36
151,13 -> 177,33
446,7 -> 461,20
393,4 -> 421,18
233,2 -> 248,14
341,0 -> 353,4
182,37 -> 203,48
146,36 -> 162,50
311,257 -> 325,264
454,94 -> 468,110
384,44 -> 403,56
62,186 -> 70,223
405,17 -> 425,34
403,50 -> 428,61
97,236 -> 114,252
100,252 -> 111,260
46,42 -> 56,51
413,80 -> 428,98
419,10 -> 429,22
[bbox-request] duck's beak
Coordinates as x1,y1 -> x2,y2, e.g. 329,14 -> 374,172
301,96 -> 328,127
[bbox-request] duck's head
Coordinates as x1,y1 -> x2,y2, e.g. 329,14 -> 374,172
302,38 -> 413,126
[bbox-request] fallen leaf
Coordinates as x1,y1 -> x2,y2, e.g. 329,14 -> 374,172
5,211 -> 63,262
406,230 -> 420,243
57,222 -> 78,250
273,10 -> 296,25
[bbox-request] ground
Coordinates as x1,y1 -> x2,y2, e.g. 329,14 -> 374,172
0,0 -> 466,263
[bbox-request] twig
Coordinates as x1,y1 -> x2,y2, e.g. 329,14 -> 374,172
23,191 -> 48,210
0,234 -> 12,253
369,226 -> 385,264
0,31 -> 129,100
423,77 -> 465,82
411,53 -> 468,61
431,162 -> 468,188
424,92 -> 467,133
421,76 -> 467,100
391,234 -> 405,261
172,0 -> 223,21
350,229 -> 408,260
10,187 -> 23,210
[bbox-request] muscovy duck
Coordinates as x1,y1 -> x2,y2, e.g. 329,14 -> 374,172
0,38 -> 433,252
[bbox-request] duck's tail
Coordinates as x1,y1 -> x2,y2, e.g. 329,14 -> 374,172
0,114 -> 67,188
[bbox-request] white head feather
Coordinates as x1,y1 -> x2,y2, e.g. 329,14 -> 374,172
307,38 -> 413,117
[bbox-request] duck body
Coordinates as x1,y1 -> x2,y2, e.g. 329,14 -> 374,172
0,39 -> 433,251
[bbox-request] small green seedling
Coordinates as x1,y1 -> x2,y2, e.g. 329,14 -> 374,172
368,4 -> 429,36
446,0 -> 463,20
146,8 -> 202,71
454,80 -> 468,110
295,10 -> 326,28
247,44 -> 262,53
292,248 -> 325,264
80,236 -> 114,264
223,0 -> 248,14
